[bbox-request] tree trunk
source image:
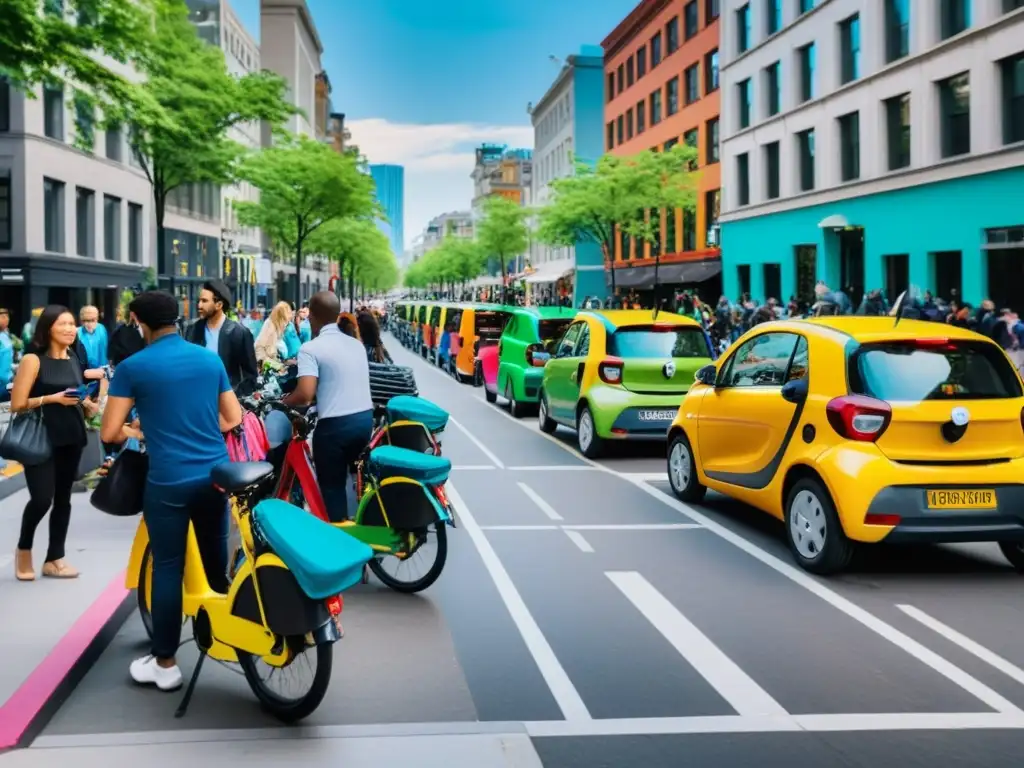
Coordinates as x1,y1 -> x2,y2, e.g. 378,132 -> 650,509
335,257 -> 346,299
294,215 -> 304,307
347,262 -> 356,311
155,189 -> 168,300
601,240 -> 616,298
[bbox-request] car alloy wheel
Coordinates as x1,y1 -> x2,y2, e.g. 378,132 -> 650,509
578,409 -> 594,452
668,441 -> 691,493
789,489 -> 826,561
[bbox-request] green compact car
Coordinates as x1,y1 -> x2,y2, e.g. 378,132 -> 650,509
537,309 -> 714,457
485,306 -> 577,417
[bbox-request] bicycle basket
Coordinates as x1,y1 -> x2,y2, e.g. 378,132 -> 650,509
369,362 -> 418,407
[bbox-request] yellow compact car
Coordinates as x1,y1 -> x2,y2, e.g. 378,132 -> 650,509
666,316 -> 1024,575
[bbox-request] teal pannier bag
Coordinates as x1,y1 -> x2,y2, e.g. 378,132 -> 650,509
386,395 -> 449,434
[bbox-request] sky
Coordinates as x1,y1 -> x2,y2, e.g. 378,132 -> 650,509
232,0 -> 638,250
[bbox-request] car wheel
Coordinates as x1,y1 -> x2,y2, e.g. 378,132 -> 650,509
576,405 -> 604,458
538,392 -> 557,434
784,477 -> 853,575
506,380 -> 525,418
667,432 -> 706,503
998,542 -> 1024,573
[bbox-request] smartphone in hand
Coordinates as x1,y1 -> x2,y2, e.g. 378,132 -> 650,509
66,385 -> 90,400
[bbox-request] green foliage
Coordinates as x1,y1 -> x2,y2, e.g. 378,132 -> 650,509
309,217 -> 398,295
404,237 -> 485,290
476,196 -> 530,277
0,0 -> 156,112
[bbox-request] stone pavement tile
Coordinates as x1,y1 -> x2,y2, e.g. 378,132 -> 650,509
2,733 -> 544,768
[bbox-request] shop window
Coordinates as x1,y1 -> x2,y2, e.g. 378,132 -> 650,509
763,263 -> 781,301
737,264 -> 751,297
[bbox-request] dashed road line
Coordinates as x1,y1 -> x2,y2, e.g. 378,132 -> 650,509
563,530 -> 594,553
517,482 -> 563,521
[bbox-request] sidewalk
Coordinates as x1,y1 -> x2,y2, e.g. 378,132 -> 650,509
0,489 -> 137,749
0,408 -> 26,500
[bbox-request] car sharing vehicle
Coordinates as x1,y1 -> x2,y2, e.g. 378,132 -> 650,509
485,305 -> 577,417
666,315 -> 1024,575
538,309 -> 713,457
453,304 -> 511,385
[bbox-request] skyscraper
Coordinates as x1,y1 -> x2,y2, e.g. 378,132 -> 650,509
369,164 -> 405,256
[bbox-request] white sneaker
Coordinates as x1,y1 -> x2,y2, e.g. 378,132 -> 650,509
130,655 -> 183,691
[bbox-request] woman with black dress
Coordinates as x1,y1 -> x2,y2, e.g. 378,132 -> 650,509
10,305 -> 97,581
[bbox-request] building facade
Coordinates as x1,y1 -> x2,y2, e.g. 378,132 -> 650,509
471,145 -> 533,275
528,46 -> 607,303
603,0 -> 723,299
259,0 -> 331,304
719,1 -> 1024,309
369,164 -> 405,257
0,36 -> 150,330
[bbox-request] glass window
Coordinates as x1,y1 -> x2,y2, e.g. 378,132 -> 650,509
0,77 -> 9,132
765,61 -> 781,116
73,94 -> 94,150
617,64 -> 624,94
636,100 -> 646,133
737,4 -> 751,53
737,153 -> 750,205
738,78 -> 751,128
885,93 -> 911,170
556,322 -> 583,357
798,43 -> 815,102
722,333 -> 800,387
609,327 -> 711,359
104,194 -> 121,261
705,49 -> 719,93
0,170 -> 10,249
766,0 -> 781,35
706,117 -> 719,163
75,187 -> 93,257
651,31 -> 663,67
941,0 -> 969,39
1005,0 -> 1024,10
850,341 -> 1022,402
105,123 -> 122,161
636,45 -> 647,78
574,325 -> 590,357
617,115 -> 624,144
684,65 -> 699,104
650,89 -> 662,125
44,178 -> 65,253
840,14 -> 860,85
43,83 -> 64,141
1001,53 -> 1024,145
665,136 -> 679,150
706,0 -> 719,22
682,208 -> 696,251
797,129 -> 815,191
684,2 -> 698,39
667,16 -> 680,53
607,122 -> 614,150
626,107 -> 634,139
607,72 -> 615,102
799,0 -> 814,12
626,56 -> 635,87
839,111 -> 860,181
885,0 -> 909,63
128,203 -> 142,263
940,72 -> 970,157
764,141 -> 780,199
667,76 -> 680,115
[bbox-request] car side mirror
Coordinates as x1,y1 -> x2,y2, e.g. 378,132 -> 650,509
695,364 -> 717,387
781,377 -> 808,404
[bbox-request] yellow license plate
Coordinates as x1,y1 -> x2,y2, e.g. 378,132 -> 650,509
926,489 -> 997,510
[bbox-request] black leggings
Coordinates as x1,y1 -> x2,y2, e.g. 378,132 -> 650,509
18,443 -> 83,562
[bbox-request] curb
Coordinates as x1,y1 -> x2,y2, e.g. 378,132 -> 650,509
0,469 -> 26,501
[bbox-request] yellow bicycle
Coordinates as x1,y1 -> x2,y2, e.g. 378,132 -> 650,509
125,461 -> 373,722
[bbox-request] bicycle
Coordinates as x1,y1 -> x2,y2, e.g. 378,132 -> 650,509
126,461 -> 374,722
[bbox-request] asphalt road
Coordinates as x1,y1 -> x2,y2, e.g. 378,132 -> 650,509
25,332 -> 1024,767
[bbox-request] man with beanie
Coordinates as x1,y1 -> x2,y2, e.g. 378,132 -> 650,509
188,279 -> 258,392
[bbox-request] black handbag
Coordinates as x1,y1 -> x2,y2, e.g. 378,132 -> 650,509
0,409 -> 52,466
91,448 -> 149,516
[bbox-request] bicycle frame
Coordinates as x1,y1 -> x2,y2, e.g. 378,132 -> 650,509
274,436 -> 329,522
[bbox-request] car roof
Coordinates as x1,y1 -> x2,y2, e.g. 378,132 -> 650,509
582,309 -> 703,330
778,316 -> 992,345
508,306 -> 576,319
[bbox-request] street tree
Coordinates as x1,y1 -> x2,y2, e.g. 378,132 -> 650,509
236,135 -> 377,304
536,144 -> 701,295
476,196 -> 529,301
309,217 -> 393,309
1,0 -> 156,111
106,0 -> 293,294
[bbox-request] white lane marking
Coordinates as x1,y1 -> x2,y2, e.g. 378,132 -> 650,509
482,525 -> 561,531
608,571 -> 788,718
452,465 -> 497,470
619,471 -> 668,481
517,482 -> 563,521
479,523 -> 702,531
628,479 -> 1024,716
449,417 -> 505,468
506,465 -> 600,471
898,604 -> 1024,688
446,482 -> 591,721
396,335 -> 1024,715
563,530 -> 594,553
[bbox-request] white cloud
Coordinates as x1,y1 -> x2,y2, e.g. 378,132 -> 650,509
347,118 -> 534,251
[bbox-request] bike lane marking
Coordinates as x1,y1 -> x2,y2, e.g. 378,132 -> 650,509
449,417 -> 505,468
563,530 -> 594,553
516,482 -> 563,521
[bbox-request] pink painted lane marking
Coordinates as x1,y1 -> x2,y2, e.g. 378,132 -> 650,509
0,570 -> 128,749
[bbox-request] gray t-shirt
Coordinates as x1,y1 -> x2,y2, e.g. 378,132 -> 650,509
296,324 -> 372,418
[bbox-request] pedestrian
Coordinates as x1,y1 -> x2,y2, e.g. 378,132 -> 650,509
100,290 -> 242,691
357,311 -> 392,363
337,312 -> 359,339
254,301 -> 294,366
188,280 -> 258,392
11,305 -> 98,581
284,291 -> 372,522
77,305 -> 108,369
0,308 -> 14,402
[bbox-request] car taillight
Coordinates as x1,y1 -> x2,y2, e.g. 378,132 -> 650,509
826,395 -> 892,442
598,357 -> 624,385
325,595 -> 343,616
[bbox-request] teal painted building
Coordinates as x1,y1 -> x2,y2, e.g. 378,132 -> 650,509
720,167 -> 1024,309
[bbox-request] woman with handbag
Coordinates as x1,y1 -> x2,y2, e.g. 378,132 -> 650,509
9,305 -> 97,581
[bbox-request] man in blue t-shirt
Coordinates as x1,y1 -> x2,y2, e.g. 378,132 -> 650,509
101,290 -> 242,693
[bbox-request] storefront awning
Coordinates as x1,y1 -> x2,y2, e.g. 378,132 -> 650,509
613,259 -> 722,289
525,259 -> 574,284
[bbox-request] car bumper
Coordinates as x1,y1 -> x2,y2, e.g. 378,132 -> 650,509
589,387 -> 682,440
816,444 -> 1024,544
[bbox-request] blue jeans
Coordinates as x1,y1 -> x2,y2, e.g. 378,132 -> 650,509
144,479 -> 228,660
312,410 -> 373,523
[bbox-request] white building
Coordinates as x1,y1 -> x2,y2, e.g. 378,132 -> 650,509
718,0 -> 1024,307
0,16 -> 152,329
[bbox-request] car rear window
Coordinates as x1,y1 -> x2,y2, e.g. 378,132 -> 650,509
849,340 -> 1023,402
475,312 -> 507,341
539,319 -> 572,341
608,326 -> 711,359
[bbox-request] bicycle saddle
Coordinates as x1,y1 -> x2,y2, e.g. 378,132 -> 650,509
366,445 -> 451,486
211,462 -> 274,493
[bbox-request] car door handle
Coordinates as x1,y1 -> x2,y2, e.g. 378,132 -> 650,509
569,372 -> 577,382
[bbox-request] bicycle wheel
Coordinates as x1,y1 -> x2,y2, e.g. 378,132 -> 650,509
137,545 -> 154,640
238,638 -> 333,723
368,522 -> 448,594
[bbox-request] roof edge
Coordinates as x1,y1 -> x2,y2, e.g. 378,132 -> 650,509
601,0 -> 671,60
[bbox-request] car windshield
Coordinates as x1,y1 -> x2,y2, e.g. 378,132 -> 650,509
849,340 -> 1023,402
608,326 -> 710,358
538,319 -> 572,342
